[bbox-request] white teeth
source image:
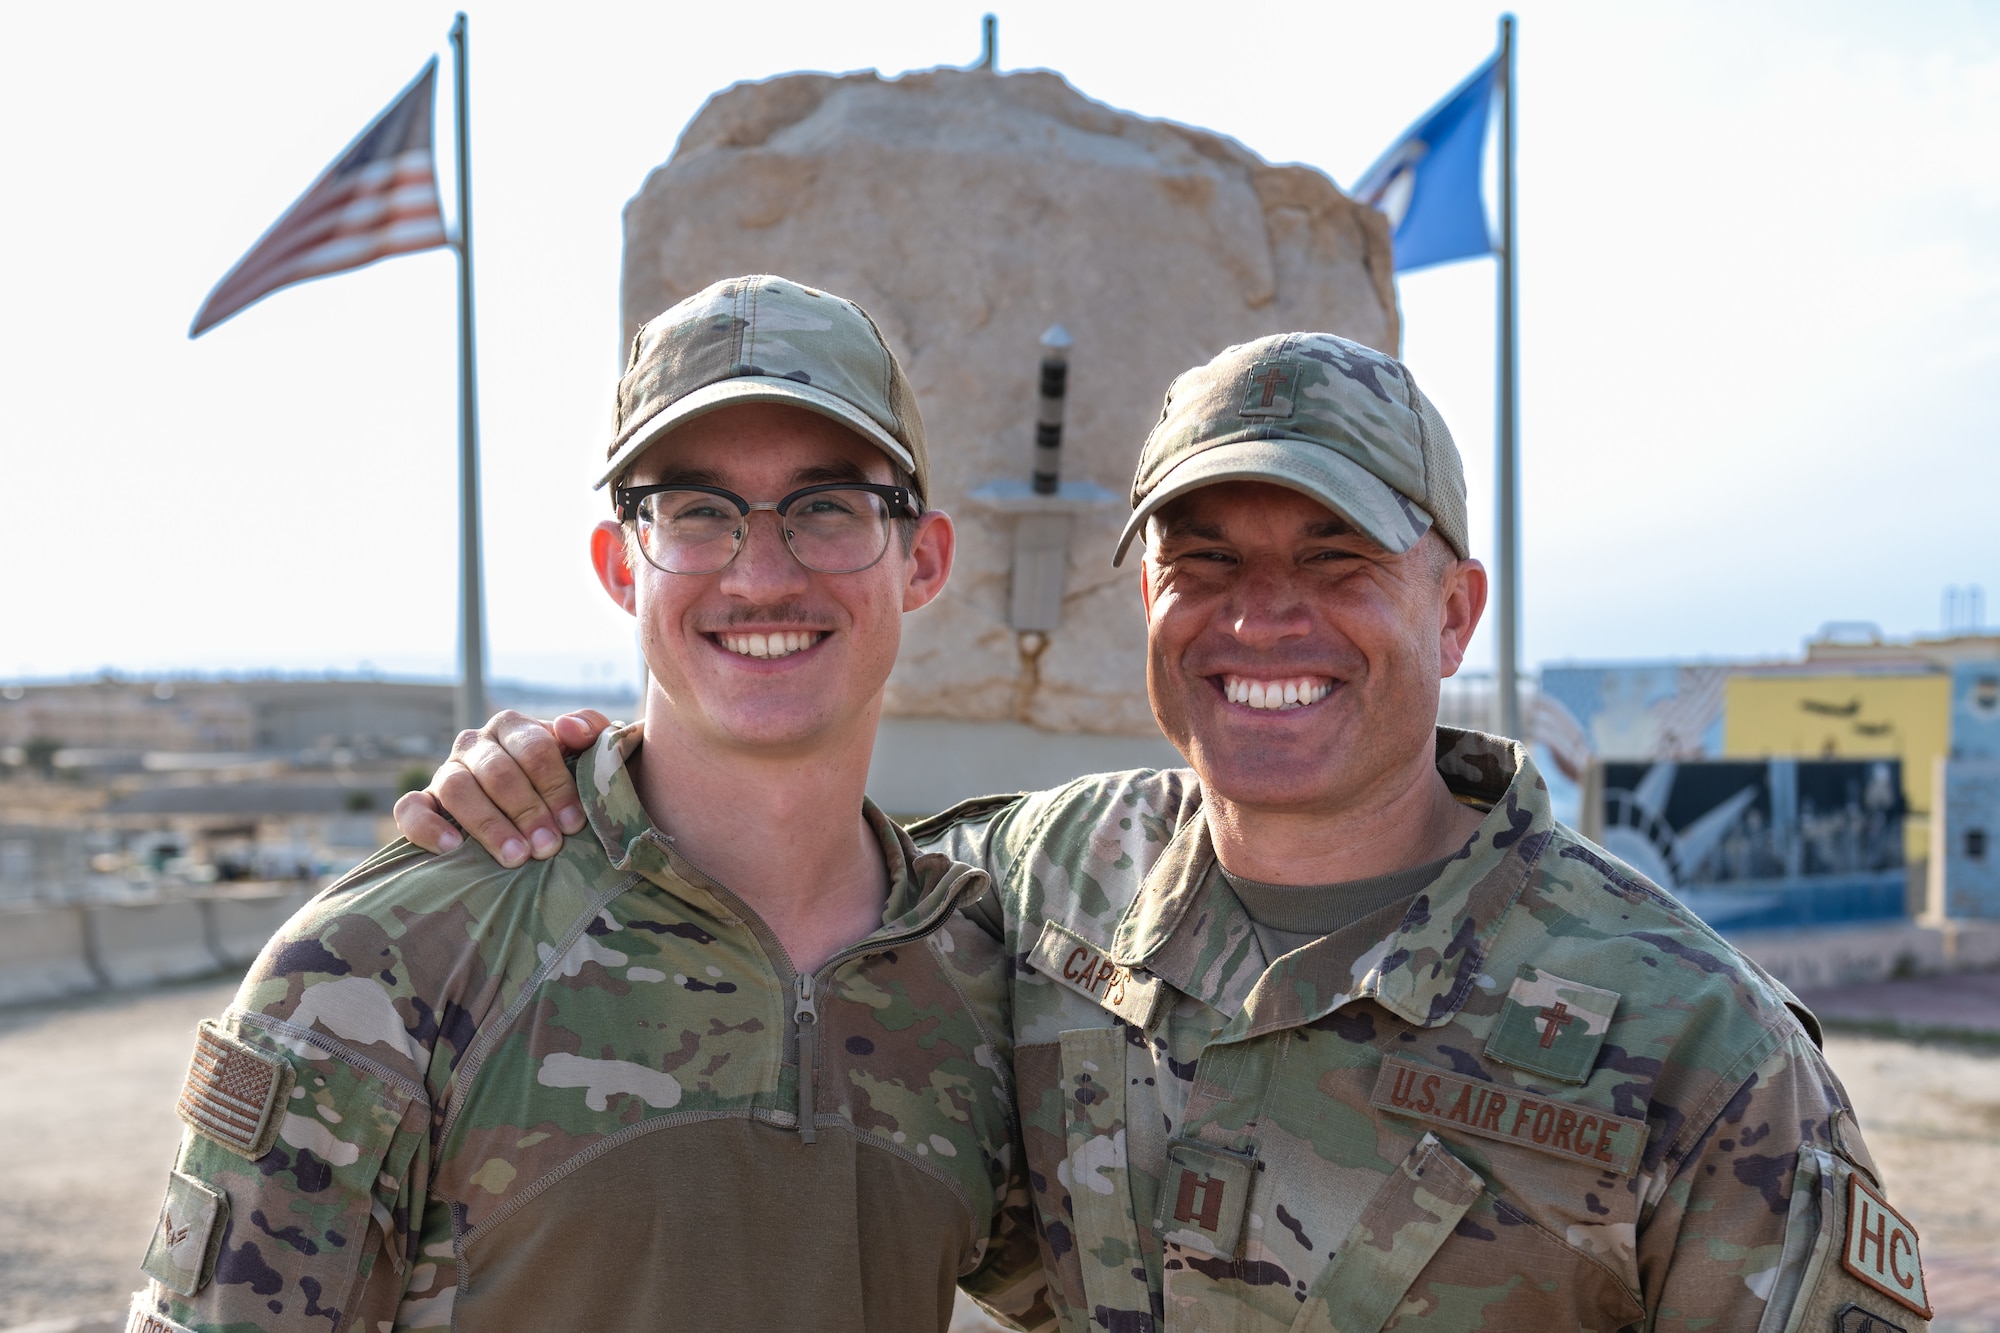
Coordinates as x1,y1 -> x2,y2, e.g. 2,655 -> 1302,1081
720,631 -> 822,659
1222,676 -> 1332,711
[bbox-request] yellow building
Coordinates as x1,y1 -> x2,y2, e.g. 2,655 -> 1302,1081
1723,670 -> 1950,862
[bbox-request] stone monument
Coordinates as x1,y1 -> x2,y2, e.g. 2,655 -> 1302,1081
622,66 -> 1399,807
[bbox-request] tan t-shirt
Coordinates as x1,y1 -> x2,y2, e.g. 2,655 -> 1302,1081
1222,856 -> 1451,965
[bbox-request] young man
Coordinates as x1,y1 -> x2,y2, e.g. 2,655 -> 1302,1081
409,334 -> 1929,1332
129,275 -> 1047,1333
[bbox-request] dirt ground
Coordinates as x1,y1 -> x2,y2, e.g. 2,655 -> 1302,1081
1,978 -> 1993,1331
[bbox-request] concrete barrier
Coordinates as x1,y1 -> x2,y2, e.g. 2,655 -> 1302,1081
86,899 -> 221,989
0,884 -> 315,1008
1728,919 -> 2000,991
0,904 -> 102,1007
205,887 -> 315,966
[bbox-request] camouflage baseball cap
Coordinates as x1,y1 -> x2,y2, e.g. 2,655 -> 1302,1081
1111,332 -> 1467,565
598,274 -> 928,502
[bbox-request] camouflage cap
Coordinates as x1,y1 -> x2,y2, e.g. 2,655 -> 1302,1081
1111,332 -> 1468,565
598,274 -> 929,502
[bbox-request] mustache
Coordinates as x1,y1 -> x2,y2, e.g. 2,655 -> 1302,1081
696,603 -> 832,631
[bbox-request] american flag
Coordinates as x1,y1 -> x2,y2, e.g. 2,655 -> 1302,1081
190,60 -> 448,337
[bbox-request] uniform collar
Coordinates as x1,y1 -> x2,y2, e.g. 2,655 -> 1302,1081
578,723 -> 949,929
1111,728 -> 1556,1035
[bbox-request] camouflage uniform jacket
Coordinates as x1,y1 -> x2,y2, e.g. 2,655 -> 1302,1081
130,725 -> 1048,1333
919,729 -> 1930,1333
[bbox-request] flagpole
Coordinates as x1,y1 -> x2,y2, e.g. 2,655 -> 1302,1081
1494,13 -> 1521,740
450,12 -> 487,733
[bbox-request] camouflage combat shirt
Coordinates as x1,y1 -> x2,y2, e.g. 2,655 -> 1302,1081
130,725 -> 1048,1333
920,729 -> 1932,1333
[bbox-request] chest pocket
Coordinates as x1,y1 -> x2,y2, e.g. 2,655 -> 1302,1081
1290,1134 -> 1483,1333
1058,1025 -> 1159,1329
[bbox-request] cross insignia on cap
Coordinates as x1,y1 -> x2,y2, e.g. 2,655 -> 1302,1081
1238,359 -> 1298,419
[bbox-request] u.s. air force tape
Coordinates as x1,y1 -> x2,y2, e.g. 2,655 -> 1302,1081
1029,920 -> 1161,1028
176,1020 -> 292,1160
1369,1056 -> 1647,1175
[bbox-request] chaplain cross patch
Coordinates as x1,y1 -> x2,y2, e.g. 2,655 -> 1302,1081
1238,359 -> 1298,419
1483,967 -> 1619,1083
176,1019 -> 291,1159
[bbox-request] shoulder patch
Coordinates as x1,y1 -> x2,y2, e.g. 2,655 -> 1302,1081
1842,1174 -> 1930,1319
176,1019 -> 292,1160
1371,1056 -> 1646,1175
1483,967 -> 1618,1083
139,1170 -> 227,1296
901,791 -> 1028,841
1029,919 -> 1161,1028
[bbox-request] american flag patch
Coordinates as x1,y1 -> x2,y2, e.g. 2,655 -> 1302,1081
175,1021 -> 291,1160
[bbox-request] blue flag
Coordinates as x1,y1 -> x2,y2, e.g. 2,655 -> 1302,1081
1352,53 -> 1500,273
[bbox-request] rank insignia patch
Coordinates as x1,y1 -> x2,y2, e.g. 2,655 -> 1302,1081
176,1019 -> 292,1160
1842,1175 -> 1930,1319
1238,358 -> 1298,419
1152,1138 -> 1256,1257
1483,966 -> 1619,1083
140,1170 -> 228,1297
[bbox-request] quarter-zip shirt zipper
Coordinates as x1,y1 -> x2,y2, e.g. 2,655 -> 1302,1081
643,828 -> 987,1142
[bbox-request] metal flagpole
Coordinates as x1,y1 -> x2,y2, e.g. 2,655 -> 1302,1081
450,13 -> 487,732
1494,13 -> 1521,740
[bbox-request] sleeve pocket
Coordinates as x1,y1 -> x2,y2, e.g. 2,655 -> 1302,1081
140,1016 -> 423,1331
1759,1146 -> 1932,1333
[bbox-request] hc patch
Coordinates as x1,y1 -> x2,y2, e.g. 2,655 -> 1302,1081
1842,1175 -> 1930,1319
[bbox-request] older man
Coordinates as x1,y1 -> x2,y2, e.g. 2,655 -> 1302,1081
129,275 -> 1046,1333
407,334 -> 1929,1332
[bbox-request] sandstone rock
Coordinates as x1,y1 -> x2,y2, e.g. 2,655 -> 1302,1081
623,68 -> 1398,735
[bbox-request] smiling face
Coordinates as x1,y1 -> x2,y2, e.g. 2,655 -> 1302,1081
1140,481 -> 1486,817
591,401 -> 952,762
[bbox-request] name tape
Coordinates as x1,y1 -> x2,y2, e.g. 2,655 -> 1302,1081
1029,920 -> 1161,1029
1369,1057 -> 1647,1176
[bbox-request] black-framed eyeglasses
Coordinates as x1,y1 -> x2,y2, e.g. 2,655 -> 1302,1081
612,482 -> 919,576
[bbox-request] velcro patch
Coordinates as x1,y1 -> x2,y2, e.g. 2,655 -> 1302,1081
1151,1138 -> 1257,1257
140,1170 -> 227,1296
176,1019 -> 292,1160
126,1294 -> 198,1333
1833,1304 -> 1908,1333
1483,967 -> 1619,1084
1238,358 -> 1298,418
1029,920 -> 1160,1028
1842,1175 -> 1930,1319
1370,1057 -> 1646,1176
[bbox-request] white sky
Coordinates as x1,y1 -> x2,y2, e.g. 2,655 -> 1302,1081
2,0 -> 1995,689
